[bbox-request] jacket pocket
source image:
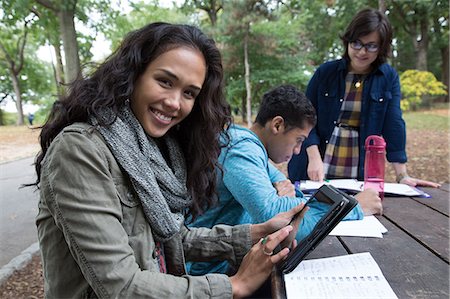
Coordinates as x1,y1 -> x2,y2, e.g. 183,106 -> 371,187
368,91 -> 391,125
317,89 -> 339,116
114,178 -> 142,236
370,91 -> 392,104
319,89 -> 337,100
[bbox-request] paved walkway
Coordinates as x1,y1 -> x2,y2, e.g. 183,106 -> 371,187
0,157 -> 40,283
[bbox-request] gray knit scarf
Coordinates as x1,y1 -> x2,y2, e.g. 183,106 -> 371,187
91,104 -> 192,242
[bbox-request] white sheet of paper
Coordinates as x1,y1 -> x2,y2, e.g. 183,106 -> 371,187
328,179 -> 363,191
285,252 -> 398,299
299,179 -> 362,193
299,179 -> 425,197
383,183 -> 423,196
329,216 -> 388,238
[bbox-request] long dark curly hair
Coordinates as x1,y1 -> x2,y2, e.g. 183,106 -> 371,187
34,22 -> 231,219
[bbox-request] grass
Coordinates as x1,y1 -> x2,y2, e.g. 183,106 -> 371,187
403,109 -> 449,131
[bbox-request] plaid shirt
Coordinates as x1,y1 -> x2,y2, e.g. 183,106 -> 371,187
323,73 -> 366,178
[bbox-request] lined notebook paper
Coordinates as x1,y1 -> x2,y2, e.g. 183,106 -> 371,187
285,252 -> 398,299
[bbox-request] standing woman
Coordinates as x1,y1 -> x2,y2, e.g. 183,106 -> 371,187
34,22 -> 304,298
288,8 -> 440,188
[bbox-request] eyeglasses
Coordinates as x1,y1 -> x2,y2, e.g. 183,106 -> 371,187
350,40 -> 379,53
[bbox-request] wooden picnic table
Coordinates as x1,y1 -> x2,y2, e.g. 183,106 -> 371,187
271,184 -> 449,299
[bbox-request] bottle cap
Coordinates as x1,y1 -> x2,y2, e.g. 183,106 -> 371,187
365,135 -> 386,150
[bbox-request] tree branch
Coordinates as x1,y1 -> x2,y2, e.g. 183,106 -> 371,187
34,0 -> 57,12
16,21 -> 29,74
0,41 -> 14,68
30,7 -> 42,18
71,0 -> 78,13
0,93 -> 10,104
278,0 -> 301,15
391,1 -> 413,35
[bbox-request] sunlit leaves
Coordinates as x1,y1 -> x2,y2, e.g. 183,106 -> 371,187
400,70 -> 448,111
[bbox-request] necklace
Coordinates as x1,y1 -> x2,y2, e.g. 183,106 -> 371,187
354,74 -> 365,89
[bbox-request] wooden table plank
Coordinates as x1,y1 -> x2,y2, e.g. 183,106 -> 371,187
305,236 -> 348,259
382,196 -> 449,262
439,183 -> 449,192
271,266 -> 286,299
412,187 -> 449,216
340,217 -> 449,299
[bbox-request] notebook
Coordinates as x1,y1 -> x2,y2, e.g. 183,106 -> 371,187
284,252 -> 398,299
278,184 -> 358,274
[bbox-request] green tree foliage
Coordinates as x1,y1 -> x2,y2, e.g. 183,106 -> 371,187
0,25 -> 55,125
0,0 -> 118,124
215,0 -> 317,123
0,20 -> 28,125
287,0 -> 378,65
181,0 -> 224,27
104,1 -> 190,52
223,10 -> 312,109
388,0 -> 449,93
31,0 -> 119,84
214,0 -> 269,124
2,0 -> 448,126
0,2 -> 45,125
400,70 -> 447,111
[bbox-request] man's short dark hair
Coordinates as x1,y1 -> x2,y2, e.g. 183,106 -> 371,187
255,84 -> 316,130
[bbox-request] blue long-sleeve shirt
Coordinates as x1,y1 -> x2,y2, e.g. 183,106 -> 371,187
187,125 -> 364,275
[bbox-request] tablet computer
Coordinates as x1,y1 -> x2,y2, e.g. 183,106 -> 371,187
278,184 -> 358,274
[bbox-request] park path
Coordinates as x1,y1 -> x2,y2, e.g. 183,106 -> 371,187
0,157 -> 39,267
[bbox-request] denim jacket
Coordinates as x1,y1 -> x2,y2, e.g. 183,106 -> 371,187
36,123 -> 252,298
288,59 -> 407,181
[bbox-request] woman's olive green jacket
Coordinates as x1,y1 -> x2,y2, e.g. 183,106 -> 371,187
36,123 -> 252,298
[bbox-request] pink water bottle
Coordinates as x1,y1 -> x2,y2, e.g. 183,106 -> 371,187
364,135 -> 386,200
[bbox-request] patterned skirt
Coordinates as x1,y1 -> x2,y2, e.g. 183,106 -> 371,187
323,125 -> 359,179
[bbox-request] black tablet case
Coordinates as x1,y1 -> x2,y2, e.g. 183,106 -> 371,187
278,184 -> 358,274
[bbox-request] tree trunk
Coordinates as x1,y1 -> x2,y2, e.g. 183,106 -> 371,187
207,0 -> 217,27
241,98 -> 246,124
10,71 -> 24,125
441,45 -> 449,102
415,10 -> 429,71
52,40 -> 65,99
0,21 -> 28,125
244,23 -> 252,127
378,0 -> 386,13
58,7 -> 80,84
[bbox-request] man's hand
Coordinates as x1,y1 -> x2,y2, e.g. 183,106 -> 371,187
355,188 -> 383,215
250,203 -> 308,248
273,180 -> 296,197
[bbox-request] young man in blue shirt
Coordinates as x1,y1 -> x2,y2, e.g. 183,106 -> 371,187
188,85 -> 382,275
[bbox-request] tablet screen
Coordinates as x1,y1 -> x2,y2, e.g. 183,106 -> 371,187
279,185 -> 357,274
